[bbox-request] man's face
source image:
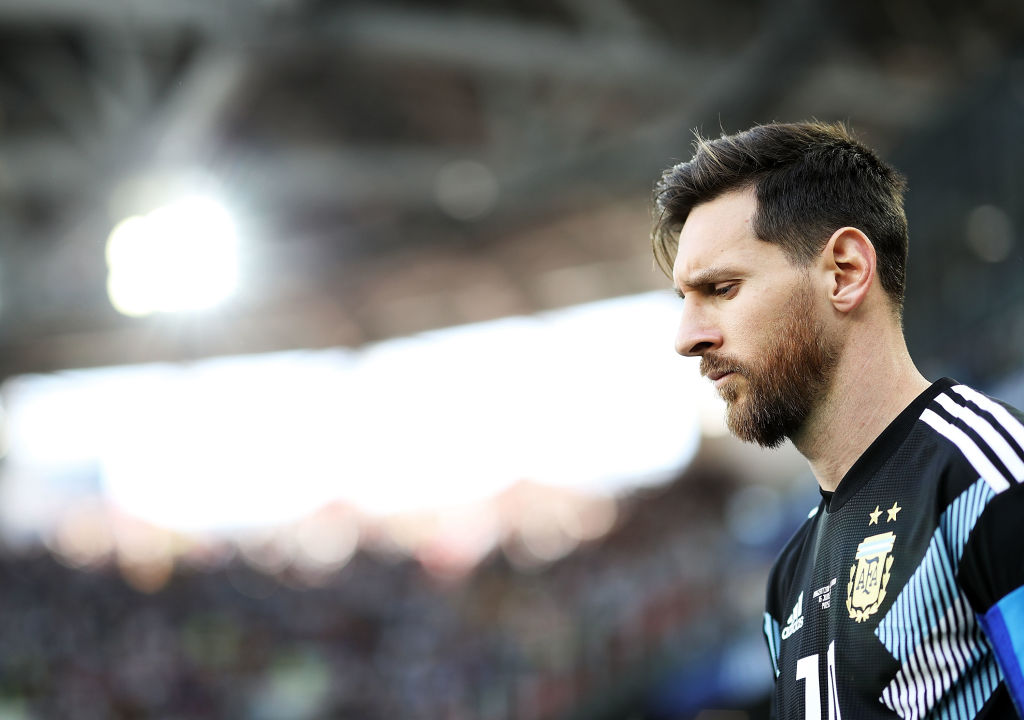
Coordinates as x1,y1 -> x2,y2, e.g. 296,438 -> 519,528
672,189 -> 838,447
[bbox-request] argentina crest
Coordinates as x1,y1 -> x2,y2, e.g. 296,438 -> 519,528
846,531 -> 895,622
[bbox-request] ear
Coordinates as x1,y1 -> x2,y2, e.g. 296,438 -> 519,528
823,226 -> 876,313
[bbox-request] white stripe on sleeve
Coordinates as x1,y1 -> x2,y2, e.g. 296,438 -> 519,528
934,393 -> 1024,481
920,409 -> 1010,493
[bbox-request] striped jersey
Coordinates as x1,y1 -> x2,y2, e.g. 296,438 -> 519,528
763,378 -> 1024,719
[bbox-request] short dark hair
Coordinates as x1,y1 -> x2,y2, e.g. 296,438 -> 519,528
652,121 -> 909,311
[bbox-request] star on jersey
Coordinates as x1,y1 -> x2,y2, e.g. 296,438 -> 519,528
869,506 -> 882,525
886,501 -> 902,522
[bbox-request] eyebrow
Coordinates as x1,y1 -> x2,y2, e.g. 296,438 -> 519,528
675,266 -> 744,295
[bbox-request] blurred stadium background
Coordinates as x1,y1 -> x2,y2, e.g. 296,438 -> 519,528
0,1 -> 1021,718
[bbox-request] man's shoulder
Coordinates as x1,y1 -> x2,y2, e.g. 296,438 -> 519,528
913,379 -> 1024,497
919,380 -> 1024,426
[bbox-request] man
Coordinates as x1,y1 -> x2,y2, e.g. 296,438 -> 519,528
651,121 -> 1024,719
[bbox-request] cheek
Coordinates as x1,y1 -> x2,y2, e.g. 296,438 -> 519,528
724,307 -> 768,355
737,288 -> 805,341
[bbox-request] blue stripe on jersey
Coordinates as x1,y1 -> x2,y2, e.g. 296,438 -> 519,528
979,584 -> 1024,716
942,479 -> 996,575
875,479 -> 999,718
763,612 -> 781,679
876,479 -> 995,661
931,654 -> 1003,720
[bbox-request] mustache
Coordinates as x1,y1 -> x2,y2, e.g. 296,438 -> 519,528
700,354 -> 744,379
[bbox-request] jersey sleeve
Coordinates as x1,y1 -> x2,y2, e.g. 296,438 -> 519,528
763,590 -> 782,720
960,481 -> 1024,717
952,395 -> 1024,717
763,609 -> 782,680
762,504 -> 821,699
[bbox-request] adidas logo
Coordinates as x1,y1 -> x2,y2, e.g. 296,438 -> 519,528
781,592 -> 805,640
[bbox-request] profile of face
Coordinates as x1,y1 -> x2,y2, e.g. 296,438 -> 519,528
672,189 -> 839,448
704,281 -> 838,447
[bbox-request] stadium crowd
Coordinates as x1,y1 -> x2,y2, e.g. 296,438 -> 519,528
0,459 -> 796,719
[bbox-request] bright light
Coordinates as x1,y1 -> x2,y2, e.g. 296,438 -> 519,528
106,195 -> 239,317
0,292 -> 709,537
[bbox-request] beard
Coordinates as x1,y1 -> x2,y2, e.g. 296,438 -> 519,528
700,284 -> 839,448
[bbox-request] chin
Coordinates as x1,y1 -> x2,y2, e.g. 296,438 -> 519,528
720,384 -> 742,405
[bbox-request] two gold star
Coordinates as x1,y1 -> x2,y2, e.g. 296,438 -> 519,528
869,502 -> 902,525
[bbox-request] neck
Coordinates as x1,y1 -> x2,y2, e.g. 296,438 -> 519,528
792,318 -> 930,492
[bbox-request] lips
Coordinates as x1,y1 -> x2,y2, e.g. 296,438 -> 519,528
712,371 -> 736,388
700,356 -> 742,389
702,362 -> 742,391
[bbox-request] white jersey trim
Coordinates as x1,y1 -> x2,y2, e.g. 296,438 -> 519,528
921,408 -> 1010,493
934,391 -> 1024,481
952,385 -> 1024,456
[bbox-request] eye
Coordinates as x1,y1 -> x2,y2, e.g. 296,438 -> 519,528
712,283 -> 737,298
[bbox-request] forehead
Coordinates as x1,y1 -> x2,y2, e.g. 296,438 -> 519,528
672,188 -> 792,287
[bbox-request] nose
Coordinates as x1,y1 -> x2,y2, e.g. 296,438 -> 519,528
675,304 -> 723,357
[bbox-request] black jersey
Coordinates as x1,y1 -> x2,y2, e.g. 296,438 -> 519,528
763,378 -> 1024,719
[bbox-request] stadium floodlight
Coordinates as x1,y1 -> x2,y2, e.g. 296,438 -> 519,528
106,195 -> 239,317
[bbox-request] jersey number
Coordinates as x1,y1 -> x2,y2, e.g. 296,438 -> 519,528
795,641 -> 841,720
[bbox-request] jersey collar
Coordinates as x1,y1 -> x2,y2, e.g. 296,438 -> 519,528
824,377 -> 958,513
